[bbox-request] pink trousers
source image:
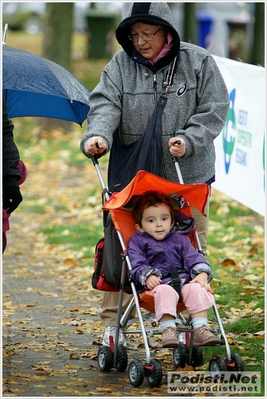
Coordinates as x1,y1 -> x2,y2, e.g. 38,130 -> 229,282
150,282 -> 214,321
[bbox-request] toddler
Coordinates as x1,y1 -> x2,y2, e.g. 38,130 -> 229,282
128,190 -> 220,348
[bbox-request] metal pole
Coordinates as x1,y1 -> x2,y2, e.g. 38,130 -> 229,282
3,24 -> 8,44
172,152 -> 204,254
172,139 -> 184,184
172,156 -> 184,184
91,156 -> 111,202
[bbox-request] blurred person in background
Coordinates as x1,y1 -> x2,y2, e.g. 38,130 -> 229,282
2,97 -> 27,254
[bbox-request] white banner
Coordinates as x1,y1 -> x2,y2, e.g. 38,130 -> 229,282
212,55 -> 265,216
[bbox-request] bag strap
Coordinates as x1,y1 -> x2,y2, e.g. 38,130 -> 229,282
163,56 -> 177,93
157,57 -> 177,107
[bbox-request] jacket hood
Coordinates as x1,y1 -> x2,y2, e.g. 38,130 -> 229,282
116,2 -> 180,60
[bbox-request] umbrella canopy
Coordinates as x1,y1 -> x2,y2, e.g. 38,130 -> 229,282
2,44 -> 90,126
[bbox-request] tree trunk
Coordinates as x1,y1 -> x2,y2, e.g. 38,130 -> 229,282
40,3 -> 74,134
249,3 -> 265,66
42,3 -> 74,70
183,3 -> 197,44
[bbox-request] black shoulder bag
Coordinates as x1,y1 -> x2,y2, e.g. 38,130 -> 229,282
108,57 -> 177,193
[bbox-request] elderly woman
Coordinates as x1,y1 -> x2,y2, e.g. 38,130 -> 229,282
80,2 -> 229,347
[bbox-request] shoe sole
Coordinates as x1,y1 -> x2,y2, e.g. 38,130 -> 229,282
162,342 -> 179,348
193,339 -> 221,346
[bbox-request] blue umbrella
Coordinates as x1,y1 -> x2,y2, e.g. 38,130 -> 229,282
2,44 -> 90,126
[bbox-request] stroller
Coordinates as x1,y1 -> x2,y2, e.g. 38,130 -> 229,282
91,156 -> 244,388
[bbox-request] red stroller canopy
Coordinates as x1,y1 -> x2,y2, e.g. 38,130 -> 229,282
103,171 -> 209,215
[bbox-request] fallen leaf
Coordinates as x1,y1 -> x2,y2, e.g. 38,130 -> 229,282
221,258 -> 236,266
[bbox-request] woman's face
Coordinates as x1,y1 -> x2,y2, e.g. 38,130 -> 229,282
130,22 -> 167,60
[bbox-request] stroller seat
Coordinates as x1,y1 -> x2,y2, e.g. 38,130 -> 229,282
139,290 -> 187,314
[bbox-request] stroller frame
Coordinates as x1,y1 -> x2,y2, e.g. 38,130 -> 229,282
91,156 -> 244,388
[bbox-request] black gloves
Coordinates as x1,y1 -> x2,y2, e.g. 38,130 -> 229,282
3,185 -> 23,214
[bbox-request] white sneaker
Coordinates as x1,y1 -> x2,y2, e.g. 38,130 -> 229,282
102,326 -> 126,347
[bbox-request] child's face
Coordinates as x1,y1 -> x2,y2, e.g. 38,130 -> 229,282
136,203 -> 174,240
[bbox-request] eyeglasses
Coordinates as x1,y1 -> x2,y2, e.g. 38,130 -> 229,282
128,28 -> 161,42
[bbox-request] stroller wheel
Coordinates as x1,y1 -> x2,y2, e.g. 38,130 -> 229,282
173,344 -> 187,368
226,353 -> 244,371
147,359 -> 162,388
128,359 -> 145,387
97,346 -> 113,372
191,346 -> 204,368
116,345 -> 128,372
209,357 -> 227,381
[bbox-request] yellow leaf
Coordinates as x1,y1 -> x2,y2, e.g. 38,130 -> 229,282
8,388 -> 25,393
243,308 -> 254,313
95,387 -> 114,393
254,330 -> 265,335
254,308 -> 263,314
10,372 -> 31,378
63,258 -> 78,268
244,274 -> 260,281
230,307 -> 240,312
75,328 -> 84,334
70,353 -> 80,359
221,258 -> 236,266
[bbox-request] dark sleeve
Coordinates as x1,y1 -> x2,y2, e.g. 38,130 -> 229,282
2,97 -> 21,187
128,234 -> 162,286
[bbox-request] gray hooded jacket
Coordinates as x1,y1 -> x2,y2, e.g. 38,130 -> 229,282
81,2 -> 230,184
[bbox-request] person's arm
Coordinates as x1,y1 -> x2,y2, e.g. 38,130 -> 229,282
2,98 -> 23,214
145,274 -> 162,290
178,234 -> 212,284
169,54 -> 229,159
190,271 -> 210,291
128,235 -> 162,287
3,98 -> 20,179
80,57 -> 123,158
82,136 -> 108,158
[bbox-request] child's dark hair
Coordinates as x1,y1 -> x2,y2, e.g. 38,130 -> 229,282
132,190 -> 176,227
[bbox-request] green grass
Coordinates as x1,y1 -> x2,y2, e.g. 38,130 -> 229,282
40,223 -> 103,263
206,194 -> 265,395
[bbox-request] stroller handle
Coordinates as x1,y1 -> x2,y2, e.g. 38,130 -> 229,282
91,155 -> 111,202
172,139 -> 184,184
172,156 -> 184,184
171,147 -> 204,254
